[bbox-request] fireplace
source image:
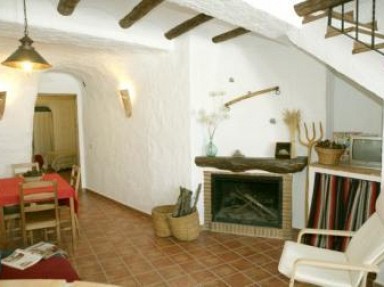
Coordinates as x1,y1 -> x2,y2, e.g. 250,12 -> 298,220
204,171 -> 293,239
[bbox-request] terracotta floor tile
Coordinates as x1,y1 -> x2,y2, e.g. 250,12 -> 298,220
209,263 -> 238,278
198,254 -> 225,267
200,279 -> 229,287
222,272 -> 253,287
190,270 -> 219,284
134,270 -> 164,286
228,258 -> 255,271
157,264 -> 185,280
242,267 -> 272,282
110,276 -> 139,287
166,275 -> 198,287
258,276 -> 288,287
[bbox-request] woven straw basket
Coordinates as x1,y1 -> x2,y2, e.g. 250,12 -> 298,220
315,147 -> 345,165
151,205 -> 175,237
168,211 -> 200,241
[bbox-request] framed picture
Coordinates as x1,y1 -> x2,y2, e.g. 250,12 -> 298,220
275,142 -> 291,159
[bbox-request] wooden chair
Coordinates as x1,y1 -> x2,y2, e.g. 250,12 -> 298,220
1,162 -> 40,240
19,180 -> 61,246
59,165 -> 81,245
12,162 -> 40,176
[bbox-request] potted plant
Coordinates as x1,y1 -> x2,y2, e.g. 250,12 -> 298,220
315,140 -> 346,165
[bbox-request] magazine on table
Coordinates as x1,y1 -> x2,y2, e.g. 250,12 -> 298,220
1,242 -> 66,270
25,241 -> 67,259
1,249 -> 42,270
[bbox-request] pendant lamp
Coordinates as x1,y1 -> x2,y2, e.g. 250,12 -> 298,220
2,0 -> 51,71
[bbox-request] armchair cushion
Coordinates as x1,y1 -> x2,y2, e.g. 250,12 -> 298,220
278,241 -> 351,287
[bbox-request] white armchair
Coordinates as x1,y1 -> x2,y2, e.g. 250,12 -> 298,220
278,192 -> 384,287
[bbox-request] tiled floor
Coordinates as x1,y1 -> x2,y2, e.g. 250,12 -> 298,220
2,176 -> 376,287
71,190 -> 294,287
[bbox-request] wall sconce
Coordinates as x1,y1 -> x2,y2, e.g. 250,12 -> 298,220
0,92 -> 6,120
120,89 -> 132,118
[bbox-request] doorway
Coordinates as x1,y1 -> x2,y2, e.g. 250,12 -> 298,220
33,94 -> 79,171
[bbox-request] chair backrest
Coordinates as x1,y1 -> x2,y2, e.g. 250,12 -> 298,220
346,191 -> 384,285
70,165 -> 81,196
19,180 -> 59,226
12,162 -> 40,176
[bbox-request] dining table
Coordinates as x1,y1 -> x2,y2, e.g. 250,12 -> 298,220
0,173 -> 77,244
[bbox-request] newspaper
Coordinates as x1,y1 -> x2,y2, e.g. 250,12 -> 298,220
1,242 -> 66,270
25,241 -> 67,259
1,249 -> 42,270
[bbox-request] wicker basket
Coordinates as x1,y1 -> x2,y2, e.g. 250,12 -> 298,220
168,211 -> 200,241
151,205 -> 175,237
315,147 -> 345,165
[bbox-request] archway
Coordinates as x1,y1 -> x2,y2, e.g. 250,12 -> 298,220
36,72 -> 85,181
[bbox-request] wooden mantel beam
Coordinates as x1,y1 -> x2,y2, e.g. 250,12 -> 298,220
57,0 -> 81,16
119,0 -> 164,29
294,0 -> 353,17
165,14 -> 213,40
212,27 -> 250,44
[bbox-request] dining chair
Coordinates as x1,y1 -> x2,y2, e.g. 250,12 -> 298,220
59,165 -> 81,245
12,162 -> 40,176
3,163 -> 42,241
19,180 -> 61,246
278,191 -> 384,287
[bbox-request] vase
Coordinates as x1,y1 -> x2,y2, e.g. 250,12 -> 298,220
206,139 -> 218,157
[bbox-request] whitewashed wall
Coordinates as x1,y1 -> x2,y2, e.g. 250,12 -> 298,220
0,37 -> 192,214
328,73 -> 383,136
188,33 -> 328,228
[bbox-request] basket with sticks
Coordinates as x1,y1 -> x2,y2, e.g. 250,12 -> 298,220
168,184 -> 202,241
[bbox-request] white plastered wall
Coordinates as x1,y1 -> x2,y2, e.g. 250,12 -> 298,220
0,36 -> 192,214
188,33 -> 328,228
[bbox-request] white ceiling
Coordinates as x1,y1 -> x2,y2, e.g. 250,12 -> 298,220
0,0 -> 302,51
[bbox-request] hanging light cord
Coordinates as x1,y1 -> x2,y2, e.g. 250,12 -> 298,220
23,0 -> 28,36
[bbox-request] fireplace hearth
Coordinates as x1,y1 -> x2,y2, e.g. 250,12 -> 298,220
212,174 -> 282,228
204,171 -> 293,239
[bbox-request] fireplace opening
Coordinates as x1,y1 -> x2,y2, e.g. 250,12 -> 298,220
211,174 -> 283,228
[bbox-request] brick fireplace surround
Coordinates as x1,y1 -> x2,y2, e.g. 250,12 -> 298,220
203,170 -> 293,240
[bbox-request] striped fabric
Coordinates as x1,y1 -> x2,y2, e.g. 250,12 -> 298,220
306,173 -> 380,251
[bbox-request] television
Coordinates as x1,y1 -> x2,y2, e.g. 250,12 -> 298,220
349,136 -> 382,169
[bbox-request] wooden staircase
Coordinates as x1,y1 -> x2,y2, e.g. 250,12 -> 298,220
295,0 -> 384,56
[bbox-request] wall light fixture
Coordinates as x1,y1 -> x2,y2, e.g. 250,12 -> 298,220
120,89 -> 132,118
0,92 -> 6,120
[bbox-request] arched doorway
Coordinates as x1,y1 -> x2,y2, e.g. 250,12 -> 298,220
35,72 -> 84,179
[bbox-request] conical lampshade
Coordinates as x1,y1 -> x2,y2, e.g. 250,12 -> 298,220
2,35 -> 51,71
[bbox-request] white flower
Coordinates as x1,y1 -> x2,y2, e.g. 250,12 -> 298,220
197,105 -> 229,140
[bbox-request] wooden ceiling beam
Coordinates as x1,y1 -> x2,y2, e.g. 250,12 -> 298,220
294,0 -> 353,17
119,0 -> 164,29
57,0 -> 81,16
165,14 -> 213,40
212,27 -> 250,44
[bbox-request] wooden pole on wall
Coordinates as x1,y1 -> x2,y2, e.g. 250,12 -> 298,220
224,86 -> 279,108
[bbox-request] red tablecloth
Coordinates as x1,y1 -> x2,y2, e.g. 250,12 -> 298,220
0,173 -> 76,208
0,257 -> 80,282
